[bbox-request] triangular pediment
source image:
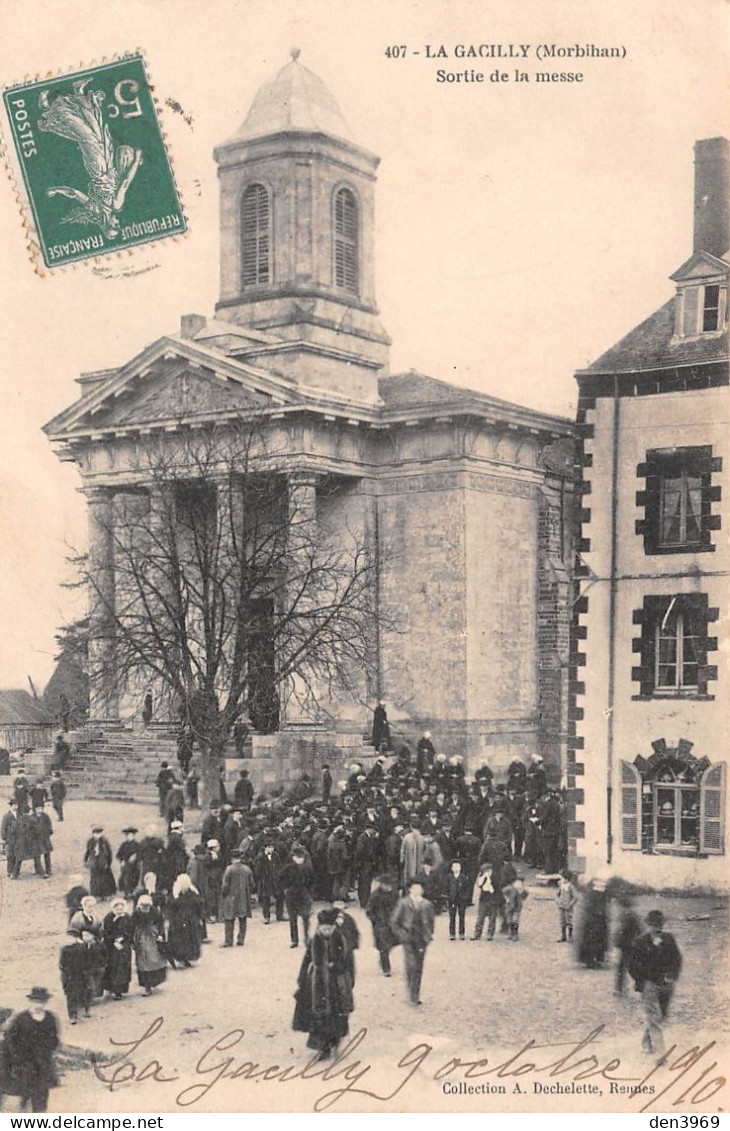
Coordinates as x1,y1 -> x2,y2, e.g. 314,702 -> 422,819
670,249 -> 729,283
97,366 -> 273,428
44,336 -> 303,440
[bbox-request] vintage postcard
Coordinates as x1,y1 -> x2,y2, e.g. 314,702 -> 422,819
0,0 -> 727,1118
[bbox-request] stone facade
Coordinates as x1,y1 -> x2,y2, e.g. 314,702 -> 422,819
44,54 -> 574,786
570,138 -> 729,889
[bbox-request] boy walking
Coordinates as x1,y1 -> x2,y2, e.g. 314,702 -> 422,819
556,869 -> 578,942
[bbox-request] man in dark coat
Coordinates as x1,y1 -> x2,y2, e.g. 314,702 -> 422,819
354,826 -> 380,907
138,825 -> 164,879
3,987 -> 59,1111
12,809 -> 45,879
446,859 -> 472,940
1,798 -> 18,876
279,847 -> 314,948
390,878 -> 435,1006
30,781 -> 48,810
163,780 -> 185,828
219,849 -> 253,946
321,764 -> 332,804
50,771 -> 67,821
366,874 -> 399,976
614,894 -> 643,995
234,769 -> 254,812
31,804 -> 53,876
13,770 -> 30,815
327,827 -> 350,903
201,803 -> 224,846
254,841 -> 285,923
416,731 -> 436,774
155,762 -> 175,816
628,909 -> 682,1055
371,701 -> 391,751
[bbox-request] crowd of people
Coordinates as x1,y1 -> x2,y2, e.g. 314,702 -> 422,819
0,729 -> 685,1111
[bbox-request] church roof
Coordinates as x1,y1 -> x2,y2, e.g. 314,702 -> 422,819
232,52 -> 354,144
379,369 -> 570,431
578,298 -> 729,376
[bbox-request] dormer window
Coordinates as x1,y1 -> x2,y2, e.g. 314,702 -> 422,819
676,281 -> 726,337
703,284 -> 720,331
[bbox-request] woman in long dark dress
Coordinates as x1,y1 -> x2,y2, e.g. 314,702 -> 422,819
83,827 -> 117,899
131,895 -> 167,996
293,908 -> 355,1060
102,898 -> 134,999
167,874 -> 205,967
577,878 -> 609,969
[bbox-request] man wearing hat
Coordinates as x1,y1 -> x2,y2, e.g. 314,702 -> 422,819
219,847 -> 253,947
390,877 -> 435,1006
3,987 -> 59,1111
1,798 -> 18,877
234,769 -> 254,813
50,770 -> 67,822
628,910 -> 683,1054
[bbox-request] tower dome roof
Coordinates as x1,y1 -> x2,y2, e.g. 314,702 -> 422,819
234,51 -> 354,143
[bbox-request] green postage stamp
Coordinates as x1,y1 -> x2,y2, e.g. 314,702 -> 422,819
2,54 -> 186,268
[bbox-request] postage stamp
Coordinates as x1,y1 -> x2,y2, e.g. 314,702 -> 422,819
2,54 -> 186,268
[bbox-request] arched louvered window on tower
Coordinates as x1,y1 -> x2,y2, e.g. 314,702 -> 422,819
241,184 -> 270,288
333,187 -> 359,293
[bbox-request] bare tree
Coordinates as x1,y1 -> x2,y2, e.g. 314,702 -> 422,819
81,420 -> 387,793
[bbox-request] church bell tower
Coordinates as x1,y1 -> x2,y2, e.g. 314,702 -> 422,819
213,50 -> 390,402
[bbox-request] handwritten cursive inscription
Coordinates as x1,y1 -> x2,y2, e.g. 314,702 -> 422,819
90,1018 -> 727,1113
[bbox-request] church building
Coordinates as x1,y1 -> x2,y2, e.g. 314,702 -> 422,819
570,137 -> 729,888
44,52 -> 574,786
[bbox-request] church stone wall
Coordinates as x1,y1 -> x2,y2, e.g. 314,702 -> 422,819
377,475 -> 468,735
464,477 -> 540,770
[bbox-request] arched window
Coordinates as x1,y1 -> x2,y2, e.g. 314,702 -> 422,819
241,184 -> 270,288
619,747 -> 726,856
333,187 -> 358,293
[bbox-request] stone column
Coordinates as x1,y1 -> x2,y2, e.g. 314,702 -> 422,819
85,486 -> 119,723
283,469 -> 322,728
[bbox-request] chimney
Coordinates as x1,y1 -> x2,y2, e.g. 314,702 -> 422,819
693,137 -> 730,257
180,313 -> 207,339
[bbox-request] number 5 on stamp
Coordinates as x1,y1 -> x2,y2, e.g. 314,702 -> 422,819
3,53 -> 186,268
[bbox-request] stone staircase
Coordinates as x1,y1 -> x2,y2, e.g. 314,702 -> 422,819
59,730 -> 179,803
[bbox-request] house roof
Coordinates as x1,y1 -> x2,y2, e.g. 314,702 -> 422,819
578,298 -> 729,376
0,690 -> 52,726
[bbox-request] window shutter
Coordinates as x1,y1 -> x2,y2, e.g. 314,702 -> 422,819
242,184 -> 270,287
681,286 -> 700,336
620,760 -> 642,850
700,762 -> 725,855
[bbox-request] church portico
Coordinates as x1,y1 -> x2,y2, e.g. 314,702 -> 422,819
45,51 -> 574,789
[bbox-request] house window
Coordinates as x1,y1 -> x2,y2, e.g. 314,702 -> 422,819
703,284 -> 720,331
655,605 -> 699,691
242,184 -> 270,288
620,748 -> 725,856
631,593 -> 718,699
635,446 -> 721,555
333,187 -> 358,293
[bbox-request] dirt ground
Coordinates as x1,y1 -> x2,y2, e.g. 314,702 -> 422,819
0,799 -> 727,1114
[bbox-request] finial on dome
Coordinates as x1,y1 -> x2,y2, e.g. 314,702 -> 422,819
290,47 -> 301,61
